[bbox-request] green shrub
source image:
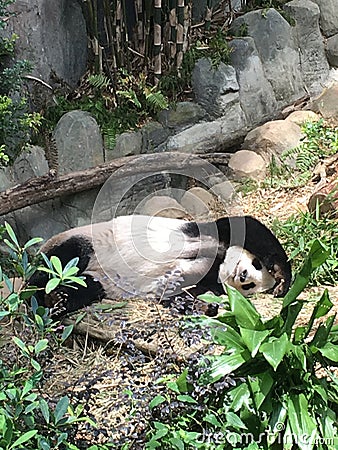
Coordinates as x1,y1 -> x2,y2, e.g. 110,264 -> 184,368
147,241 -> 338,449
0,0 -> 42,164
272,211 -> 338,286
267,120 -> 338,189
0,222 -> 107,449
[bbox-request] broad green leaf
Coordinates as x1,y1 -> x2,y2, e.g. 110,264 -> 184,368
229,383 -> 251,412
198,293 -> 224,304
289,344 -> 307,371
301,290 -> 333,342
9,430 -> 38,448
5,221 -> 19,246
30,359 -> 41,372
63,257 -> 80,272
149,395 -> 166,409
240,328 -> 271,356
227,286 -> 262,329
294,326 -> 307,344
34,339 -> 48,355
176,368 -> 189,393
310,315 -> 336,348
209,351 -> 250,381
23,237 -> 43,250
65,276 -> 87,287
13,337 -> 29,356
177,394 -> 198,404
22,379 -> 33,397
211,324 -> 246,352
45,278 -> 60,294
318,342 -> 338,362
312,289 -> 333,319
283,240 -> 328,309
50,256 -> 63,276
61,325 -> 74,342
54,396 -> 69,424
39,397 -> 50,424
167,381 -> 180,394
260,333 -> 290,370
287,393 -> 318,450
63,266 -> 79,277
248,372 -> 274,410
269,401 -> 287,444
204,413 -> 222,427
168,437 -> 184,450
225,411 -> 247,430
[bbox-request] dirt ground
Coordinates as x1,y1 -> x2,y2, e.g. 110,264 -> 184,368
34,178 -> 337,449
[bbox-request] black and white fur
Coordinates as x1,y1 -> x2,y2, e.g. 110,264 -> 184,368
29,215 -> 292,315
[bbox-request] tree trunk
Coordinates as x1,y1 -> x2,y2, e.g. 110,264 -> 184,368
0,152 -> 230,216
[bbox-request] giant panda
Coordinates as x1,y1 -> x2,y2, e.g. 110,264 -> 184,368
28,215 -> 292,315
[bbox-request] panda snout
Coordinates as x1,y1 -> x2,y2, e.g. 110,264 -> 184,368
239,269 -> 247,283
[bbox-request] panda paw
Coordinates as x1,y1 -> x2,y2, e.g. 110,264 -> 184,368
45,290 -> 69,317
268,263 -> 288,297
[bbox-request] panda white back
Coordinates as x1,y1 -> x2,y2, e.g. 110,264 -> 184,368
87,215 -> 220,297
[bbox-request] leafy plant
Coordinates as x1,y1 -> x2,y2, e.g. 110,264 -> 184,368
0,0 -> 42,164
44,69 -> 168,151
38,255 -> 86,295
264,120 -> 338,189
147,241 -> 338,449
0,223 -> 107,449
272,211 -> 338,286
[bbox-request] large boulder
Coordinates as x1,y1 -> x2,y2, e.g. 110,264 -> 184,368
284,0 -> 329,93
141,195 -> 187,219
54,110 -> 104,175
310,83 -> 338,119
180,187 -> 216,217
7,0 -> 87,88
230,37 -> 278,125
229,150 -> 266,181
192,58 -> 241,117
107,131 -> 142,160
231,9 -> 305,107
158,102 -> 206,130
285,110 -> 320,125
12,146 -> 49,182
326,34 -> 338,67
310,0 -> 338,37
243,120 -> 303,161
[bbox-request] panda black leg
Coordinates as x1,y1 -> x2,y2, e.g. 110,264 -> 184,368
29,236 -> 98,313
45,275 -> 105,316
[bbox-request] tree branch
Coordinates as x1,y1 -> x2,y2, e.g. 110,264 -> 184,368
0,152 -> 230,216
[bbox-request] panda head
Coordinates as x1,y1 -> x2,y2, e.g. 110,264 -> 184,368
218,246 -> 276,296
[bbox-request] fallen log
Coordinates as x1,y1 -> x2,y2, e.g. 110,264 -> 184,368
0,152 -> 230,216
308,178 -> 338,218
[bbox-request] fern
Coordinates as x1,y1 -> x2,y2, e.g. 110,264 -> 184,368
103,126 -> 117,150
145,91 -> 168,112
282,119 -> 338,172
88,73 -> 110,90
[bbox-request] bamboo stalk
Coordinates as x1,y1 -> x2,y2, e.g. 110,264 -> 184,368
169,0 -> 177,60
183,0 -> 191,53
154,0 -> 162,82
176,0 -> 184,71
144,0 -> 153,73
205,0 -> 212,32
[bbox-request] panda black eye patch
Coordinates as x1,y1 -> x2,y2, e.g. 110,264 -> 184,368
252,258 -> 262,270
242,282 -> 256,291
